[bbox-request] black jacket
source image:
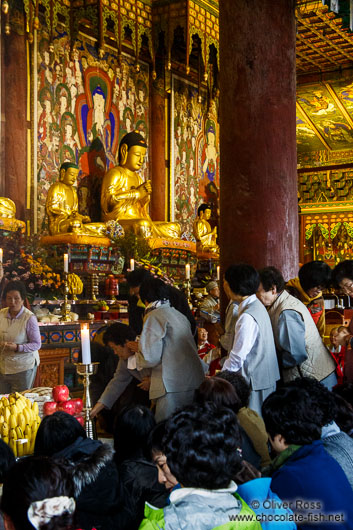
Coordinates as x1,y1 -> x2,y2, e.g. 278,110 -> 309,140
119,458 -> 169,529
53,437 -> 134,530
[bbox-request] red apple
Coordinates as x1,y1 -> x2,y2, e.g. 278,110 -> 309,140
75,415 -> 84,427
43,401 -> 57,416
71,398 -> 83,414
57,400 -> 76,415
52,385 -> 69,403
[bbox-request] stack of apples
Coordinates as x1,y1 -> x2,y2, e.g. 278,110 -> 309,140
43,385 -> 84,426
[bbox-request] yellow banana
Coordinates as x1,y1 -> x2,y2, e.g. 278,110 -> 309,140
1,422 -> 8,437
17,413 -> 26,431
23,407 -> 31,425
26,398 -> 32,409
32,402 -> 39,416
9,428 -> 17,441
24,424 -> 31,442
9,396 -> 15,405
10,404 -> 18,416
16,426 -> 24,439
17,441 -> 23,458
15,400 -> 24,412
4,407 -> 10,422
0,415 -> 5,424
2,436 -> 8,445
29,437 -> 35,455
9,414 -> 17,430
23,438 -> 30,455
9,439 -> 17,457
31,422 -> 38,435
2,397 -> 9,407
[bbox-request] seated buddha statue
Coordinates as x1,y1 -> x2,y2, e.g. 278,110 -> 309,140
193,203 -> 219,255
101,131 -> 181,239
0,198 -> 16,218
46,163 -> 106,236
0,198 -> 25,232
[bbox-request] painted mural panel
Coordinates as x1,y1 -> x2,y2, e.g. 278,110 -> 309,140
296,81 -> 353,155
171,75 -> 219,238
37,31 -> 149,230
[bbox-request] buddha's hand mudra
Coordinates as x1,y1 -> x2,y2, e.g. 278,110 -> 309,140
138,180 -> 152,198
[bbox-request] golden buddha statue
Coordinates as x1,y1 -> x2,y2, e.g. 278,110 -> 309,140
193,203 -> 219,255
101,131 -> 181,239
46,163 -> 106,236
0,198 -> 25,232
0,198 -> 16,218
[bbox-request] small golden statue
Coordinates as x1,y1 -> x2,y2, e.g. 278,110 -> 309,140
193,203 -> 219,255
101,131 -> 181,239
45,163 -> 106,237
0,198 -> 25,232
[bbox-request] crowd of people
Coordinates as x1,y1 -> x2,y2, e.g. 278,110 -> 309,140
1,260 -> 353,528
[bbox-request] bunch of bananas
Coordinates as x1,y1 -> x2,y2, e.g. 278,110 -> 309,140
0,393 -> 41,457
67,273 -> 83,298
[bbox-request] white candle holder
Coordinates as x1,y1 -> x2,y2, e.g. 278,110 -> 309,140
75,362 -> 99,440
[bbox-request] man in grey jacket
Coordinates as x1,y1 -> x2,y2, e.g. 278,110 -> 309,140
90,323 -> 151,419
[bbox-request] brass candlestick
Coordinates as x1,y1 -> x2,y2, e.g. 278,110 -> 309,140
185,279 -> 192,308
75,362 -> 99,440
61,272 -> 71,322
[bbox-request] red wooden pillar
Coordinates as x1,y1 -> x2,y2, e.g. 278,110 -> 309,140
219,0 -> 298,282
3,30 -> 27,221
150,83 -> 166,221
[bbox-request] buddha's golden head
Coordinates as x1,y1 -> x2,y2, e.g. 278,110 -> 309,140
59,162 -> 79,186
118,131 -> 147,171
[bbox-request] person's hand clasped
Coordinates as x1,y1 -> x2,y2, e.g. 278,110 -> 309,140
5,342 -> 17,351
137,376 -> 151,391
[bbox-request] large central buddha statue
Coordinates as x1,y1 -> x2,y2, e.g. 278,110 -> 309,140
101,131 -> 181,239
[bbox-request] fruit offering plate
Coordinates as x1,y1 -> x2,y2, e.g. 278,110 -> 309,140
23,391 -> 52,419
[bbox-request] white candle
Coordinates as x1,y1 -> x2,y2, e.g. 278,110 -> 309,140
63,253 -> 69,273
81,323 -> 91,365
130,258 -> 135,271
185,263 -> 190,279
217,265 -> 220,281
0,249 -> 3,264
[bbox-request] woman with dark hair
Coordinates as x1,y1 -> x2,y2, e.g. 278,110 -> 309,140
126,277 -> 205,421
0,280 -> 41,392
114,406 -> 168,529
286,260 -> 331,337
194,377 -> 262,470
287,377 -> 353,489
262,386 -> 353,529
141,402 -> 297,530
221,264 -> 279,415
126,268 -> 152,335
1,456 -> 76,530
140,402 -> 261,529
217,371 -> 271,467
34,411 -> 133,530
